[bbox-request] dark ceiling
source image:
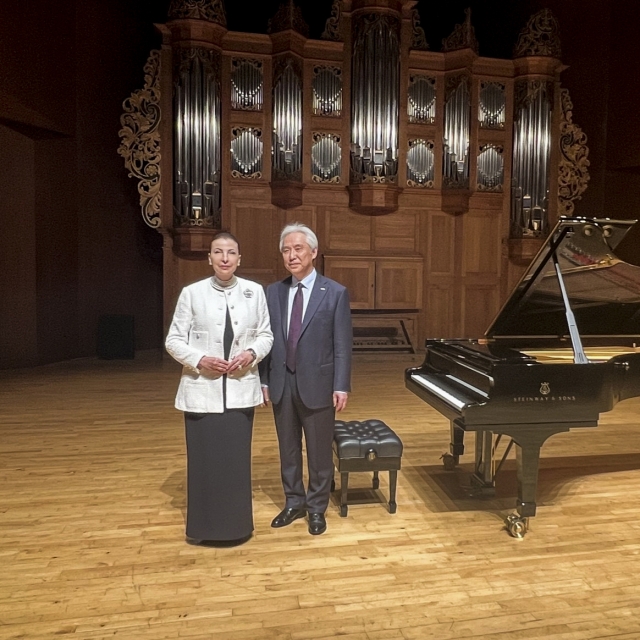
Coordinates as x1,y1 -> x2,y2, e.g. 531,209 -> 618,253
224,0 -> 536,59
145,0 -> 552,60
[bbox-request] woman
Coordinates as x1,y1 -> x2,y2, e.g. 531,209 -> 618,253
165,232 -> 273,545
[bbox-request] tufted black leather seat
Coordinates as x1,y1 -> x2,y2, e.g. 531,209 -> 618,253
334,419 -> 404,459
332,419 -> 403,516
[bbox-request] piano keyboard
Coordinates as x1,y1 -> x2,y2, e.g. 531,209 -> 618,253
410,373 -> 469,410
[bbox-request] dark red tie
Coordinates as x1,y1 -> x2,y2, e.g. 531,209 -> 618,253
286,283 -> 303,372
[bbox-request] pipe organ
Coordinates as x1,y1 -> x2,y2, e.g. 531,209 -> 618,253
511,80 -> 553,238
442,73 -> 471,189
173,47 -> 222,229
350,12 -> 400,186
272,58 -> 303,181
119,0 -> 590,349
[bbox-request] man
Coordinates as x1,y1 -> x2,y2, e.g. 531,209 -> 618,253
261,223 -> 352,535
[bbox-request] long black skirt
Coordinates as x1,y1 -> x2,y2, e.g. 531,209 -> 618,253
184,408 -> 255,541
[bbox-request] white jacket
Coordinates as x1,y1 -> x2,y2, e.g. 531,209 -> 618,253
165,276 -> 273,413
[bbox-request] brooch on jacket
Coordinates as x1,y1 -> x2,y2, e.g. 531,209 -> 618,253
243,289 -> 254,298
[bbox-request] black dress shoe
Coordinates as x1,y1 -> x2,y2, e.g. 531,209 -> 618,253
308,512 -> 327,535
271,507 -> 307,528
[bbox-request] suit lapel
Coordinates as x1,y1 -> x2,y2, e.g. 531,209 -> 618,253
300,274 -> 328,337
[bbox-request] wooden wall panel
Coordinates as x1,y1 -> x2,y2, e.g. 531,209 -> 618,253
177,258 -> 211,291
376,259 -> 423,309
461,285 -> 499,338
427,213 -> 455,275
326,208 -> 372,252
374,211 -> 419,253
425,285 -> 455,340
233,206 -> 281,285
461,213 -> 502,276
283,207 -> 315,232
323,258 -> 375,309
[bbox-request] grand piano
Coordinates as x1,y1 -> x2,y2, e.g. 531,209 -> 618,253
405,217 -> 640,537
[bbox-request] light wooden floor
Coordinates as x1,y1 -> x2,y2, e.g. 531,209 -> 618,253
3,352 -> 640,639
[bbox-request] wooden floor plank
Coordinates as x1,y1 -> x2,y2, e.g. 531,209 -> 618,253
3,351 -> 640,638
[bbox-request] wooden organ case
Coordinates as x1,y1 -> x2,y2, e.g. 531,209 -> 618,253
118,0 -> 590,351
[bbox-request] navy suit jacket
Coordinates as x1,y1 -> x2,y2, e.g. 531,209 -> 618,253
261,273 -> 352,410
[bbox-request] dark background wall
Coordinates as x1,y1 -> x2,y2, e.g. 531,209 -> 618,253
0,0 -> 164,368
0,0 -> 638,368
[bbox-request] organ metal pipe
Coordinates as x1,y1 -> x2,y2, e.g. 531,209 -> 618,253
231,128 -> 263,178
351,13 -> 400,183
477,144 -> 504,190
511,80 -> 552,237
479,82 -> 505,128
273,60 -> 302,179
407,139 -> 435,187
311,133 -> 341,182
443,76 -> 470,187
173,48 -> 221,227
408,76 -> 436,123
313,67 -> 342,116
231,59 -> 263,110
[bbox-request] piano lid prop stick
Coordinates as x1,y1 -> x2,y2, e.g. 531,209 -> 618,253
552,253 -> 589,364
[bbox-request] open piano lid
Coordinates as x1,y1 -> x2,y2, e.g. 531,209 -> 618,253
486,217 -> 640,341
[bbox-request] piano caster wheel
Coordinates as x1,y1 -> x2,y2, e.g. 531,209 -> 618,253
506,514 -> 528,538
441,453 -> 458,471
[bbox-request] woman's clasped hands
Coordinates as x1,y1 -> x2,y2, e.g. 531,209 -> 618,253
197,350 -> 255,374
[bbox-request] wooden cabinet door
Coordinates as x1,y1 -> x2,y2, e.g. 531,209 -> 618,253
323,257 -> 375,309
375,258 -> 423,310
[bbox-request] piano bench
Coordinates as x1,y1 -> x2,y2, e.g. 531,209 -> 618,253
332,419 -> 403,517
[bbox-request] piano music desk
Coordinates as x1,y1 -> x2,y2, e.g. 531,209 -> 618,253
523,346 -> 640,362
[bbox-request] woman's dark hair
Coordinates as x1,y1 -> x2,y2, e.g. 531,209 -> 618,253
210,231 -> 240,252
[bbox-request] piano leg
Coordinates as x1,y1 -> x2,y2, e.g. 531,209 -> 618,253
443,420 -> 465,470
504,425 -> 572,537
477,430 -> 494,486
501,441 -> 542,538
514,440 -> 542,519
469,430 -> 497,496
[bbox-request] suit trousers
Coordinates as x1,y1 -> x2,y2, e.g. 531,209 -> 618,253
274,370 -> 336,513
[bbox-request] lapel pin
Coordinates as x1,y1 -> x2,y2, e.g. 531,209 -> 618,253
320,287 -> 326,291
